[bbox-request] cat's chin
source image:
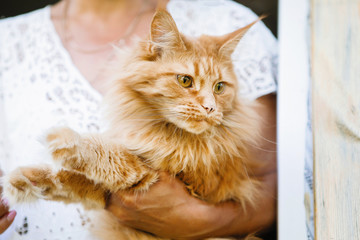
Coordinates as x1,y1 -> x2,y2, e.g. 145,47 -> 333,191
185,127 -> 208,135
174,120 -> 211,135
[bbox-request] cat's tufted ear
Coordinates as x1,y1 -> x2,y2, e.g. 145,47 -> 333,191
218,16 -> 264,57
149,10 -> 186,54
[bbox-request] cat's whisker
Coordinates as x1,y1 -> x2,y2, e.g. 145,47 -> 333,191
242,142 -> 277,153
257,135 -> 278,145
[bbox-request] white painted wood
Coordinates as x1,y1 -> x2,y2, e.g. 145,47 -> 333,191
311,0 -> 360,239
277,0 -> 309,239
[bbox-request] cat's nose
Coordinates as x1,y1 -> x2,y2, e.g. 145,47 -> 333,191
201,104 -> 215,114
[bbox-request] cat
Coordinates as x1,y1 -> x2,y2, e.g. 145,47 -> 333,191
2,10 -> 265,240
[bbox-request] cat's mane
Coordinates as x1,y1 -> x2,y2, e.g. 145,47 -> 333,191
103,30 -> 262,205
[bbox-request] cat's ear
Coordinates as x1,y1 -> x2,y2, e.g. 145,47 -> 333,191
218,17 -> 264,57
149,10 -> 186,54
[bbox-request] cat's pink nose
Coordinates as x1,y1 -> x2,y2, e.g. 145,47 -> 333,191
201,104 -> 215,114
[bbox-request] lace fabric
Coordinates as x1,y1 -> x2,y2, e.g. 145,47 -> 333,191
0,1 -> 277,239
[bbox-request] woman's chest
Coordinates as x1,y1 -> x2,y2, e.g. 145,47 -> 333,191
2,60 -> 103,171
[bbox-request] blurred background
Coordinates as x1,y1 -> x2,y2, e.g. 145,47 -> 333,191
236,0 -> 277,37
0,0 -> 278,37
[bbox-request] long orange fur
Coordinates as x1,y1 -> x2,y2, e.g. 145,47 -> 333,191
2,10 -> 264,240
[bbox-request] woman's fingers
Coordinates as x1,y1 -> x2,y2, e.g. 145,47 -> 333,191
0,171 -> 16,234
0,199 -> 16,234
0,210 -> 16,234
0,199 -> 9,217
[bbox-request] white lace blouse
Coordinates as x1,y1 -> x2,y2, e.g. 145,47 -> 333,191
0,0 -> 277,239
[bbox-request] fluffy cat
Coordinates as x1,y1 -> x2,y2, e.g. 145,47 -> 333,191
2,10 -> 265,240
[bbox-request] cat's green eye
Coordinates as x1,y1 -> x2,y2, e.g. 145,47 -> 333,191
214,82 -> 225,94
177,75 -> 193,88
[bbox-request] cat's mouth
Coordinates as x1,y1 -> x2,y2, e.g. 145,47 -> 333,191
166,114 -> 222,134
186,114 -> 222,125
167,106 -> 223,134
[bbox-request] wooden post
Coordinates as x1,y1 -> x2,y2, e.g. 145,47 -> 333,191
312,0 -> 360,239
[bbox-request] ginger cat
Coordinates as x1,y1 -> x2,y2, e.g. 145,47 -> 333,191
2,10 -> 265,240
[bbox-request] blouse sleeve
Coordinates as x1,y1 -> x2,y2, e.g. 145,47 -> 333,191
0,23 -> 10,172
0,47 -> 6,171
230,4 -> 278,100
168,0 -> 278,100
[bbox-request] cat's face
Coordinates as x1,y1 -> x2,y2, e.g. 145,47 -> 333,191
128,11 -> 258,134
141,48 -> 237,134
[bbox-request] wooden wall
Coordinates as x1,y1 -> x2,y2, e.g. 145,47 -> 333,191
312,0 -> 360,239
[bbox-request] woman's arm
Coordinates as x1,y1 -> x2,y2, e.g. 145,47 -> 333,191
106,94 -> 277,239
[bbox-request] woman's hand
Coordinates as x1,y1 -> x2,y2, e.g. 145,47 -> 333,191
106,172 -> 238,239
0,170 -> 17,234
106,94 -> 277,239
106,171 -> 275,239
0,199 -> 16,234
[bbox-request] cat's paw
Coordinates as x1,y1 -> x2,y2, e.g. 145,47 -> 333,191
2,165 -> 56,205
45,127 -> 83,170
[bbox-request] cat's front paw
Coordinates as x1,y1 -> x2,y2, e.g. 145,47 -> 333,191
46,127 -> 83,170
2,165 -> 55,205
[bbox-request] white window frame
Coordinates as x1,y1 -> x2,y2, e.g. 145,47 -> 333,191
277,0 -> 309,239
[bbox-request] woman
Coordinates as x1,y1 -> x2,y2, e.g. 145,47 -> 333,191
0,0 -> 277,238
